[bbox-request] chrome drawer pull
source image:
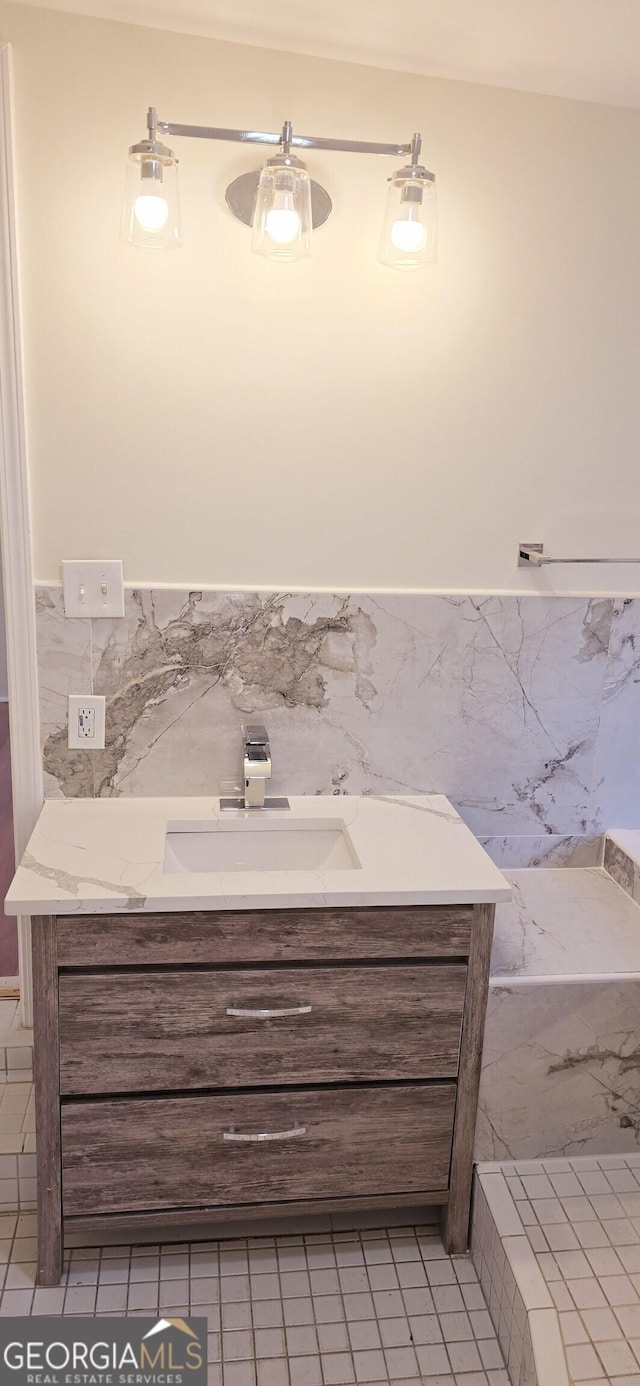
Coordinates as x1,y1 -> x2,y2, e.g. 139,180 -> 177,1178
225,1004 -> 312,1019
223,1123 -> 306,1143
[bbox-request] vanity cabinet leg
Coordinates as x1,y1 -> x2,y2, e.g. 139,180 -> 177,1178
442,902 -> 495,1256
32,915 -> 63,1286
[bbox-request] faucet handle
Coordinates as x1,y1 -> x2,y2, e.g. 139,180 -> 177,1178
244,724 -> 269,746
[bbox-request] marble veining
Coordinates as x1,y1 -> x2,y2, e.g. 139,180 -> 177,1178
604,831 -> 640,907
480,834 -> 602,869
20,851 -> 148,906
477,981 -> 640,1159
592,599 -> 640,828
478,864 -> 640,1161
35,587 -> 634,838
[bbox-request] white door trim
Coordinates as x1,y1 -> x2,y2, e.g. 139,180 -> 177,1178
0,43 -> 43,1028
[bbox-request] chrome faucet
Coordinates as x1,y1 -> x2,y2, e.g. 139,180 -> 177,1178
243,725 -> 272,809
219,725 -> 290,811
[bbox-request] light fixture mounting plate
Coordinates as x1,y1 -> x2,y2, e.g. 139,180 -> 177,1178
225,170 -> 332,229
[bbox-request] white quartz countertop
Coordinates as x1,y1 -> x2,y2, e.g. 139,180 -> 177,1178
5,794 -> 510,915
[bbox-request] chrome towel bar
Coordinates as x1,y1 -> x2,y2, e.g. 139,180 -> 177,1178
518,543 -> 640,568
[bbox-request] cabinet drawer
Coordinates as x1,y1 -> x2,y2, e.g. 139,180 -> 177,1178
58,964 -> 467,1095
56,905 -> 472,967
61,1083 -> 456,1215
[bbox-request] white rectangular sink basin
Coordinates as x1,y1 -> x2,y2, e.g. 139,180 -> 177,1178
163,818 -> 360,874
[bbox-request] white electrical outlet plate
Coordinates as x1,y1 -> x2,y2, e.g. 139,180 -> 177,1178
62,559 -> 125,618
68,695 -> 106,749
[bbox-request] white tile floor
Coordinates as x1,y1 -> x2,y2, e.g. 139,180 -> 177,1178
0,999 -> 20,1029
0,1073 -> 35,1214
0,1209 -> 510,1386
500,1153 -> 640,1384
0,998 -> 33,1086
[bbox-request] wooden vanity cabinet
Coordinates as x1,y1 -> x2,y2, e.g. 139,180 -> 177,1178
32,902 -> 495,1286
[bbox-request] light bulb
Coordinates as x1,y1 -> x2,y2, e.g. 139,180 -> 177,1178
134,193 -> 169,232
390,213 -> 427,253
252,154 -> 312,261
379,166 -> 436,269
265,197 -> 301,245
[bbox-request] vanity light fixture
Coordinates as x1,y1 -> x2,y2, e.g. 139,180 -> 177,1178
378,133 -> 437,269
122,107 -> 181,250
122,109 -> 437,268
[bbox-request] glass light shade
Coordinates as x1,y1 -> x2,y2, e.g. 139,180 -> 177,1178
378,171 -> 437,270
251,157 -> 312,262
121,150 -> 181,250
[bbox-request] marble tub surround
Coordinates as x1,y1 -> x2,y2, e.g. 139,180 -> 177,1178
34,586 -> 638,837
478,979 -> 640,1161
4,792 -> 510,915
477,868 -> 640,1162
490,869 -> 640,982
591,600 -> 640,829
604,831 -> 640,908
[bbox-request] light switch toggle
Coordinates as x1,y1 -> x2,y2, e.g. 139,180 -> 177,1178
62,560 -> 125,618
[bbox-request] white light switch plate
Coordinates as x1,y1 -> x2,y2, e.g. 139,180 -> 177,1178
68,695 -> 106,749
62,559 -> 125,618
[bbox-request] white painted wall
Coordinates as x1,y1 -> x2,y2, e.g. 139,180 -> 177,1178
1,1 -> 639,594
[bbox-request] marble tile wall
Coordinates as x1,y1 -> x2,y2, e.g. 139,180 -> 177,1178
477,980 -> 640,1162
34,587 -> 640,836
604,835 -> 640,906
477,866 -> 640,1162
